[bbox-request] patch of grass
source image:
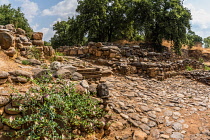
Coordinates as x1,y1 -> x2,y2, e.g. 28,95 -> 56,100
55,51 -> 64,56
199,58 -> 204,63
186,65 -> 194,71
21,60 -> 30,65
2,78 -> 106,139
204,65 -> 210,71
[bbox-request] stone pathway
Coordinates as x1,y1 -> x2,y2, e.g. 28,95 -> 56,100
103,74 -> 210,140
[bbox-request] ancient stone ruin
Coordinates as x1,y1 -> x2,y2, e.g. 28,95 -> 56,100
0,24 -> 54,59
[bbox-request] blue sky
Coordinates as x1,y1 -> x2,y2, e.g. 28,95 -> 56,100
0,0 -> 210,41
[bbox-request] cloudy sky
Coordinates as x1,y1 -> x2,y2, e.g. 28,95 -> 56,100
0,0 -> 210,41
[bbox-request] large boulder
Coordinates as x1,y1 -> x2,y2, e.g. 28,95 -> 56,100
32,32 -> 43,40
0,32 -> 14,50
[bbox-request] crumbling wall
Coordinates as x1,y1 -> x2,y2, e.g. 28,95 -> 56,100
0,24 -> 54,59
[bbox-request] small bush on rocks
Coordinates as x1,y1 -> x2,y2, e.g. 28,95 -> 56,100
21,60 -> 30,65
2,78 -> 105,139
186,65 -> 193,71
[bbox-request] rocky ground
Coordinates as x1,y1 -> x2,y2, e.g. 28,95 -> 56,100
1,51 -> 210,140
103,74 -> 210,140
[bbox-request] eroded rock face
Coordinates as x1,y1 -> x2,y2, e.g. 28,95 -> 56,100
0,32 -> 14,50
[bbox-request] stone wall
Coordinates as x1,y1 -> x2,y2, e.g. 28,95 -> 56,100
0,24 -> 54,59
56,42 -> 205,80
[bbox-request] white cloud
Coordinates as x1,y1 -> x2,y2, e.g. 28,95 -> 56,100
42,0 -> 77,18
16,0 -> 39,23
31,23 -> 39,31
185,3 -> 210,29
39,27 -> 55,41
0,0 -> 10,5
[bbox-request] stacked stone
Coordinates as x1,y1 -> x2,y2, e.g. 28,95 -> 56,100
31,32 -> 44,46
57,42 -> 122,59
0,71 -> 9,85
0,24 -> 34,57
0,70 -> 32,85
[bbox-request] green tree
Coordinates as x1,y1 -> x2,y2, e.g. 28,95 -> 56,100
204,36 -> 210,48
0,4 -> 33,33
51,20 -> 69,47
51,0 -> 192,54
132,0 -> 191,53
186,30 -> 202,48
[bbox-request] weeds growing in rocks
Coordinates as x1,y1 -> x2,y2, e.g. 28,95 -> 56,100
2,77 -> 105,139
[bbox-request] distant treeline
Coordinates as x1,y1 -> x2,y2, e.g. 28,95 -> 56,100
50,0 -> 203,54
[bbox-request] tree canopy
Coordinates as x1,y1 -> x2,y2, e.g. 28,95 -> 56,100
186,30 -> 203,48
0,4 -> 33,33
204,36 -> 210,48
51,0 -> 193,54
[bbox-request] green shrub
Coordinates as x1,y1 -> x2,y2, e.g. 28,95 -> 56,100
204,65 -> 210,71
55,52 -> 64,56
186,65 -> 194,71
21,60 -> 30,65
2,78 -> 105,139
199,58 -> 204,63
29,46 -> 41,60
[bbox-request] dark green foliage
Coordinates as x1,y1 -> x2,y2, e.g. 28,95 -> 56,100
187,30 -> 202,48
51,0 -> 192,54
0,4 -> 33,33
2,78 -> 105,139
44,41 -> 51,46
204,36 -> 210,48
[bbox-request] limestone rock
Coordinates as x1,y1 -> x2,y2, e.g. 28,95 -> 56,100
61,65 -> 77,74
32,40 -> 44,46
133,130 -> 147,140
80,80 -> 89,89
0,96 -> 10,107
89,84 -> 98,94
32,32 -> 43,40
55,69 -> 72,79
28,59 -> 41,65
11,76 -> 28,83
0,32 -> 14,50
5,103 -> 20,115
0,71 -> 9,79
9,70 -> 32,79
0,79 -> 7,85
71,72 -> 83,81
171,132 -> 184,139
4,47 -> 16,57
16,28 -> 25,35
50,61 -> 61,70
